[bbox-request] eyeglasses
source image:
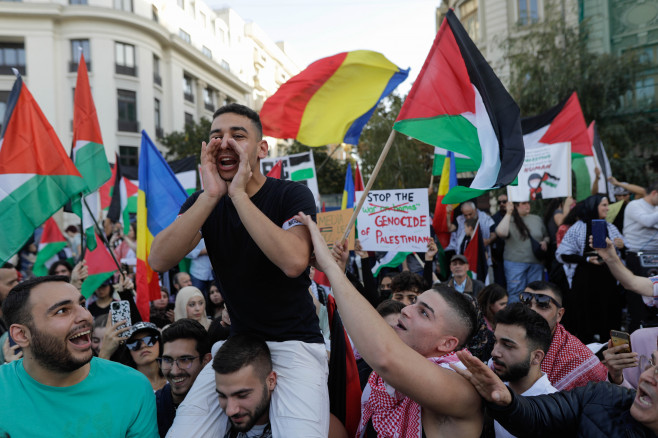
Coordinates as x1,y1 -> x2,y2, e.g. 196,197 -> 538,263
640,355 -> 658,375
519,291 -> 561,310
498,199 -> 508,205
125,335 -> 159,351
156,356 -> 200,370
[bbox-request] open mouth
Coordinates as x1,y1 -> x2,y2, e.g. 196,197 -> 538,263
218,156 -> 238,171
396,320 -> 407,331
637,386 -> 654,408
170,376 -> 188,387
68,330 -> 92,348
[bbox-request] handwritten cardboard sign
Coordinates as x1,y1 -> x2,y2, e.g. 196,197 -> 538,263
316,209 -> 355,250
356,189 -> 431,252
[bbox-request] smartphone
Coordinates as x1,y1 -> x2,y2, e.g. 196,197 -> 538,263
591,219 -> 607,249
110,300 -> 131,339
610,330 -> 632,353
8,334 -> 22,355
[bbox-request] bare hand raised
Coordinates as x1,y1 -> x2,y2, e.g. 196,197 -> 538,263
451,350 -> 512,406
295,212 -> 337,274
226,138 -> 253,199
200,138 -> 228,200
602,339 -> 637,385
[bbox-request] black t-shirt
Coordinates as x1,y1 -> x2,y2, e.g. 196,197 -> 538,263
179,178 -> 322,343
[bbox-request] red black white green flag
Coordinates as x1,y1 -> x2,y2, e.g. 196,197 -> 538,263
394,9 -> 524,204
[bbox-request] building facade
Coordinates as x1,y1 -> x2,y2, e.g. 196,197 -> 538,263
0,0 -> 299,166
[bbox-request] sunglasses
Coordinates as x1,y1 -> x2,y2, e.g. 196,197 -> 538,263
126,335 -> 159,351
498,199 -> 508,204
519,291 -> 561,310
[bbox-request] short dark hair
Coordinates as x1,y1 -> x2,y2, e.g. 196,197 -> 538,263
525,281 -> 563,306
2,275 -> 70,327
48,260 -> 73,276
94,313 -> 108,331
213,103 -> 263,140
376,299 -> 405,318
430,284 -> 478,349
464,218 -> 478,229
162,318 -> 210,357
1,262 -> 15,270
495,303 -> 552,353
212,334 -> 272,379
391,271 -> 425,294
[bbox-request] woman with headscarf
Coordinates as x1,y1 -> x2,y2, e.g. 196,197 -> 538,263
556,194 -> 626,343
174,286 -> 212,330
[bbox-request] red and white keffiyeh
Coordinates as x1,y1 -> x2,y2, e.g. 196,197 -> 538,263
357,352 -> 462,438
541,323 -> 607,391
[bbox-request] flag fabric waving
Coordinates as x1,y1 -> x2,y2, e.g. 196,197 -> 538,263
33,217 -> 69,276
0,74 -> 86,265
432,147 -> 478,175
589,122 -> 615,201
521,92 -> 592,200
266,159 -> 283,179
371,252 -> 410,277
81,232 -> 117,298
463,221 -> 487,281
260,50 -> 409,146
341,164 -> 355,209
108,158 -> 139,234
394,9 -> 524,204
136,131 -> 188,320
433,151 -> 458,248
354,162 -> 365,192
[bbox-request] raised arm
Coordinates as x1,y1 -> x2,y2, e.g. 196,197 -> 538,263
297,212 -> 481,419
594,237 -> 653,296
495,202 -> 515,238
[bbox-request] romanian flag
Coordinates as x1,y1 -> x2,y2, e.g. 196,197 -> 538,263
463,221 -> 487,281
341,163 -> 355,209
260,50 -> 409,146
81,232 -> 117,298
33,217 -> 69,276
394,10 -> 524,204
433,151 -> 458,249
521,92 -> 593,200
136,131 -> 188,320
0,74 -> 86,265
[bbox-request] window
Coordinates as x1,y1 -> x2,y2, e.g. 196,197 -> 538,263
69,0 -> 88,4
70,39 -> 91,72
152,5 -> 159,22
113,0 -> 132,12
0,90 -> 9,132
115,42 -> 136,76
218,28 -> 225,44
117,89 -> 138,132
202,46 -> 212,59
203,86 -> 214,111
119,146 -> 138,167
220,59 -> 230,72
518,0 -> 539,25
184,112 -> 194,126
153,55 -> 161,86
183,74 -> 194,102
200,12 -> 206,28
0,42 -> 26,75
460,0 -> 479,41
187,1 -> 195,19
179,29 -> 191,44
154,98 -> 163,138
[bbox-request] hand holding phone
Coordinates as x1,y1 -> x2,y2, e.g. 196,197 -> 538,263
110,300 -> 131,339
591,219 -> 607,249
610,330 -> 632,354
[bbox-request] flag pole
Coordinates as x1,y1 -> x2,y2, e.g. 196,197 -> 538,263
82,196 -> 123,272
78,206 -> 86,263
340,129 -> 396,244
428,174 -> 435,196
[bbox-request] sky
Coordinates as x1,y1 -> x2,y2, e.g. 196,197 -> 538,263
208,0 -> 442,95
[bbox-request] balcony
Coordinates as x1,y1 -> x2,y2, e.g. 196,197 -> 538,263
184,92 -> 194,103
69,61 -> 91,73
154,73 -> 162,86
0,65 -> 25,75
118,119 -> 139,132
155,127 -> 164,138
115,64 -> 137,76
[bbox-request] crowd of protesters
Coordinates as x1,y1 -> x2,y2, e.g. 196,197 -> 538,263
2,103 -> 658,437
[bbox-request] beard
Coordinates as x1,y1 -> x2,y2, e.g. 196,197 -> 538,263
230,383 -> 271,432
29,324 -> 92,373
494,356 -> 531,383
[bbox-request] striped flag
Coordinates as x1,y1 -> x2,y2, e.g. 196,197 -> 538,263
33,217 -> 69,276
108,158 -> 139,234
81,232 -> 117,298
432,147 -> 478,175
0,73 -> 86,265
341,163 -> 355,209
136,131 -> 188,320
371,252 -> 409,277
394,10 -> 524,204
463,221 -> 487,281
260,50 -> 409,146
354,162 -> 365,192
588,122 -> 615,201
266,160 -> 283,179
433,151 -> 458,249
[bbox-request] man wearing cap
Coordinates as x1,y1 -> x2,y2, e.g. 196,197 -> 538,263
444,255 -> 485,298
0,275 -> 158,437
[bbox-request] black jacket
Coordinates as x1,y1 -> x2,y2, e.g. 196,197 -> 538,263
487,382 -> 657,437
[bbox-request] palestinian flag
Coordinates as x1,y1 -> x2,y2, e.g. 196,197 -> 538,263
521,92 -> 593,201
266,159 -> 283,179
432,147 -> 478,175
354,162 -> 365,192
168,156 -> 197,195
589,122 -> 615,201
81,232 -> 117,298
463,221 -> 487,281
433,151 -> 457,249
371,251 -> 409,277
33,217 -> 69,276
0,74 -> 86,265
394,9 -> 524,204
108,158 -> 139,234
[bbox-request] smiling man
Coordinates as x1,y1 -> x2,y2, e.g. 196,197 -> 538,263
213,334 -> 276,437
0,275 -> 157,437
455,347 -> 658,437
155,319 -> 212,437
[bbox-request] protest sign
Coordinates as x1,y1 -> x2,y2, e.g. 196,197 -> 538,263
508,142 -> 571,202
356,188 -> 431,252
317,209 -> 355,250
260,152 -> 320,206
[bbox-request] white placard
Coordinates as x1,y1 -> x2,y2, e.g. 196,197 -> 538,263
508,142 -> 572,202
356,188 -> 431,252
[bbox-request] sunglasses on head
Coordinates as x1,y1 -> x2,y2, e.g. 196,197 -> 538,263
126,335 -> 159,351
519,291 -> 561,309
